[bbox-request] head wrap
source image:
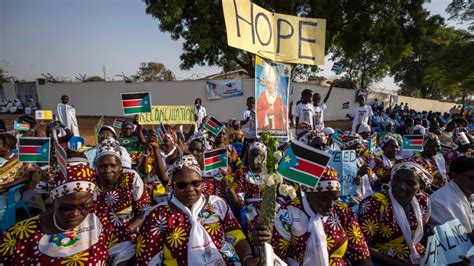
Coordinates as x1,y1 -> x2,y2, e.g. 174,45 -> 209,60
99,125 -> 117,138
166,154 -> 202,180
357,122 -> 371,134
383,120 -> 394,129
413,125 -> 426,135
322,127 -> 335,136
249,141 -> 267,163
391,161 -> 432,187
50,161 -> 96,200
95,137 -> 122,163
121,120 -> 134,128
296,122 -> 311,136
188,132 -> 210,151
423,132 -> 439,145
380,135 -> 397,148
301,166 -> 340,193
340,132 -> 363,150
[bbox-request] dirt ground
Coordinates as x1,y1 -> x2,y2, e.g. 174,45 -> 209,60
1,114 -> 351,145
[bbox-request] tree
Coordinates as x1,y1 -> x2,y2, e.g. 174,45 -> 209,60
144,0 -> 429,82
136,62 -> 175,82
390,16 -> 472,99
446,0 -> 474,30
84,76 -> 105,82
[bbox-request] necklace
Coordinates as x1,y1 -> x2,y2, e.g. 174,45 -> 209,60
53,212 -> 73,232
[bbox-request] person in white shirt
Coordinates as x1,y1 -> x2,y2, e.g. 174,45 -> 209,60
312,81 -> 334,130
240,96 -> 256,144
57,95 -> 80,136
194,98 -> 207,128
430,156 -> 474,242
295,89 -> 314,129
349,95 -> 374,132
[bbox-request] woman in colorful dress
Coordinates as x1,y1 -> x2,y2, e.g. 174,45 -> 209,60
369,136 -> 402,187
225,142 -> 267,235
412,133 -> 447,189
94,138 -> 151,263
135,155 -> 259,265
0,159 -> 122,265
188,132 -> 227,198
378,121 -> 402,147
358,162 -> 431,265
252,167 -> 372,266
340,132 -> 375,202
0,133 -> 30,192
118,119 -> 147,171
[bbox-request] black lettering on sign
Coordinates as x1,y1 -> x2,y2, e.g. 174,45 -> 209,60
233,0 -> 255,43
298,21 -> 317,60
276,18 -> 293,53
255,12 -> 272,46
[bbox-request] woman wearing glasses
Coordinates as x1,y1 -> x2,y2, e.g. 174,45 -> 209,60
0,159 -> 118,265
135,155 -> 259,265
94,138 -> 151,264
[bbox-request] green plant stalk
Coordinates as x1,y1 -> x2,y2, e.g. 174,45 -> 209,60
257,132 -> 278,265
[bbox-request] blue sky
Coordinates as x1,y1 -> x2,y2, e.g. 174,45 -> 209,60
0,0 -> 469,87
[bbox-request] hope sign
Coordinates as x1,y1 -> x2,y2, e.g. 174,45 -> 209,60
222,0 -> 326,65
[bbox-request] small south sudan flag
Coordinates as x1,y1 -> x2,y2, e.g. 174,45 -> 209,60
203,116 -> 224,136
441,144 -> 455,155
54,140 -> 67,177
121,92 -> 152,115
402,135 -> 424,151
332,130 -> 343,146
277,140 -> 332,188
341,101 -> 350,110
156,123 -> 167,143
14,120 -> 30,131
368,132 -> 377,152
19,137 -> 51,163
204,148 -> 227,173
113,118 -> 126,128
331,62 -> 344,74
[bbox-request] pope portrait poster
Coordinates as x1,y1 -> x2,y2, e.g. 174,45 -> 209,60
255,56 -> 290,138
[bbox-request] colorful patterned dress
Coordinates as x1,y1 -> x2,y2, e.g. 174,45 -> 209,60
0,208 -> 116,265
95,168 -> 151,242
234,167 -> 265,235
412,153 -> 447,187
135,194 -> 246,265
369,154 -> 396,183
358,191 -> 431,264
272,198 -> 370,266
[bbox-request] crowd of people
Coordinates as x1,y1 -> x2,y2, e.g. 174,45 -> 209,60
0,89 -> 473,266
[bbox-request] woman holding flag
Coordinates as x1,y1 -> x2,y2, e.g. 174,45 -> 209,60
412,133 -> 447,189
369,136 -> 401,186
252,167 -> 372,266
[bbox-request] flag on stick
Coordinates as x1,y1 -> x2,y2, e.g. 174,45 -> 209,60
341,101 -> 350,110
277,140 -> 332,188
203,116 -> 224,136
113,118 -> 126,128
204,148 -> 227,173
332,130 -> 344,146
368,133 -> 377,152
14,121 -> 31,131
18,137 -> 51,163
54,140 -> 67,177
121,92 -> 152,115
441,144 -> 455,155
402,135 -> 424,151
35,110 -> 53,120
156,124 -> 167,143
331,62 -> 344,74
456,132 -> 470,145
